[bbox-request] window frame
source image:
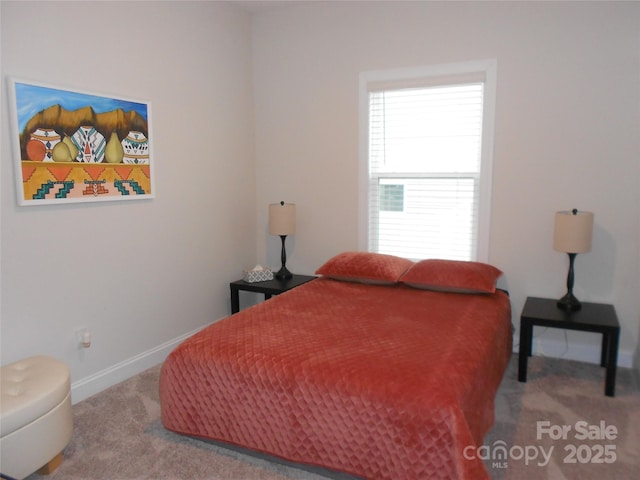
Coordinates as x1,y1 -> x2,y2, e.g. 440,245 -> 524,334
358,60 -> 497,262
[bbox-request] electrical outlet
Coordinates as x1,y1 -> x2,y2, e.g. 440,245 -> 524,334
75,327 -> 91,348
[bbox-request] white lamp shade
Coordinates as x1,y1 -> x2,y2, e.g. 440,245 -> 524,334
553,210 -> 594,253
269,202 -> 296,236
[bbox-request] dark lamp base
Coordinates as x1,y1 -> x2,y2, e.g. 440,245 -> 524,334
557,292 -> 582,311
275,266 -> 293,280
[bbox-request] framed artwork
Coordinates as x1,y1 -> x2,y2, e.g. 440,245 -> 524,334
8,78 -> 155,206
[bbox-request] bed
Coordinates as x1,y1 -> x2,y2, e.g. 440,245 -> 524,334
160,252 -> 512,480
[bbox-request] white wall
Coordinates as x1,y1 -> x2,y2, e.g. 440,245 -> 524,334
0,1 -> 256,402
252,2 -> 640,368
2,1 -> 638,403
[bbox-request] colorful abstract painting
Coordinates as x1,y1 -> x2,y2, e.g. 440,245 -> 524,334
8,78 -> 155,205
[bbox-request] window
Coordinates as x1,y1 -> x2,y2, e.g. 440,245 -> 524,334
379,184 -> 404,212
359,61 -> 496,262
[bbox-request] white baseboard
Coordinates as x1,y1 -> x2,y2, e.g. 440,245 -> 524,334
70,325 -> 209,404
513,336 -> 634,369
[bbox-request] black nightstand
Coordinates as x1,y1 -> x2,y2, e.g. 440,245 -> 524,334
518,296 -> 620,397
230,274 -> 316,314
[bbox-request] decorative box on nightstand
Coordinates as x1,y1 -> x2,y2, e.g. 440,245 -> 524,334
242,268 -> 274,283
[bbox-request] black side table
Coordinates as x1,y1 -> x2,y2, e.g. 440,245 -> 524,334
518,297 -> 620,397
230,274 -> 316,314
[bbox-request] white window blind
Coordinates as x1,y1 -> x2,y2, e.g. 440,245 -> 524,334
360,62 -> 496,261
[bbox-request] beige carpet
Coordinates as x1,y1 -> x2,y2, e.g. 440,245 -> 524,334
484,355 -> 640,479
26,354 -> 639,480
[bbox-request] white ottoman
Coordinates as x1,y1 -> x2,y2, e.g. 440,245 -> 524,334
1,356 -> 73,479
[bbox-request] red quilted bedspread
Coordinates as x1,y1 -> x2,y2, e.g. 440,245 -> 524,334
160,278 -> 512,479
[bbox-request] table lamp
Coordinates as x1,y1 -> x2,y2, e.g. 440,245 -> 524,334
269,201 -> 296,280
553,208 -> 594,311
